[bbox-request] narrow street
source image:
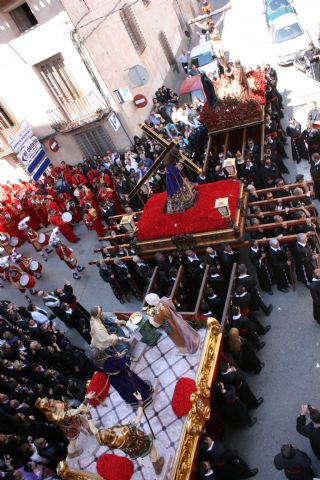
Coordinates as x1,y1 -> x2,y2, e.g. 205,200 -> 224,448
1,1 -> 320,477
218,0 -> 320,477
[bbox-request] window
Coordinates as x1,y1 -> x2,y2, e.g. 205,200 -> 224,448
120,3 -> 146,55
9,3 -> 38,33
0,101 -> 15,130
35,54 -> 81,108
159,31 -> 177,68
75,126 -> 115,157
274,23 -> 303,43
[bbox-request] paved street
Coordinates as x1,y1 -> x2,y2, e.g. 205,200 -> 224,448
2,1 -> 320,478
220,1 -> 320,478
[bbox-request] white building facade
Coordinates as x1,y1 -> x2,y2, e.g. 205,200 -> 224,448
0,0 -> 195,180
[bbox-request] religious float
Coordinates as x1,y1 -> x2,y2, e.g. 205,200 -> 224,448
64,64 -> 320,480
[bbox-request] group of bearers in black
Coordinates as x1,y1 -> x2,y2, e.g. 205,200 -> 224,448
196,248 -> 320,480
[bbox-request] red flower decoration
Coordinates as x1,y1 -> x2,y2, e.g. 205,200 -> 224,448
86,371 -> 110,408
137,180 -> 240,241
172,377 -> 196,417
200,70 -> 266,133
96,453 -> 134,480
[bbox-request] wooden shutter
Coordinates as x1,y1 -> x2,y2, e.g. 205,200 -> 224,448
159,30 -> 177,67
74,126 -> 115,157
36,54 -> 81,106
0,101 -> 15,130
120,4 -> 146,55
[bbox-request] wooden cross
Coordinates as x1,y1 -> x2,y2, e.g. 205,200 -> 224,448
187,4 -> 231,25
128,123 -> 202,200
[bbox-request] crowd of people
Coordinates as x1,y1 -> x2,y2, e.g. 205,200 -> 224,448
0,13 -> 320,476
0,293 -> 94,479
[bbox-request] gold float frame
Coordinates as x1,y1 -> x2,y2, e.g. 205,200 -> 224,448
171,318 -> 222,479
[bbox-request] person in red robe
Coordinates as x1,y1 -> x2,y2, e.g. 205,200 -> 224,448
78,185 -> 100,215
0,233 -> 13,254
87,167 -> 99,187
0,260 -> 37,301
49,229 -> 84,280
71,169 -> 88,189
27,192 -> 49,227
18,219 -> 51,261
84,207 -> 107,237
0,208 -> 24,245
10,249 -> 43,279
11,197 -> 41,232
46,199 -> 79,243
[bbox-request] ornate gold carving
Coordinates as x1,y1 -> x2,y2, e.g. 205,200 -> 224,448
57,461 -> 103,480
171,318 -> 222,479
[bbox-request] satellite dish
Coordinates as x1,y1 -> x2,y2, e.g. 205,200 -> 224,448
128,65 -> 149,87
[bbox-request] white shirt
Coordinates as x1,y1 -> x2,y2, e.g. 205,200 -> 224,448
177,51 -> 190,63
31,310 -> 50,325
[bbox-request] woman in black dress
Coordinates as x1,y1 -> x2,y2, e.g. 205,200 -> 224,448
286,118 -> 309,163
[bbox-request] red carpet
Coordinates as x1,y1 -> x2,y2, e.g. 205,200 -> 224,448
137,179 -> 240,241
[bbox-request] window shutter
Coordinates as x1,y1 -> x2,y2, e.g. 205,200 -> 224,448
0,102 -> 15,130
36,54 -> 81,113
120,4 -> 146,55
75,126 -> 115,157
159,31 -> 177,68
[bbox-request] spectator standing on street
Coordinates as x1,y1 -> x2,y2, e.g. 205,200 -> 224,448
296,404 -> 320,459
274,444 -> 314,480
305,42 -> 320,82
307,101 -> 320,123
309,268 -> 320,323
310,153 -> 320,200
177,50 -> 190,73
200,435 -> 259,478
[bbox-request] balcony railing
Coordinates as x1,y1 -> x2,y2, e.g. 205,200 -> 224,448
47,92 -> 110,133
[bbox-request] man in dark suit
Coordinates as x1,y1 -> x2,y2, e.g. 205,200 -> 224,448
274,444 -> 314,480
218,362 -> 263,410
296,404 -> 320,459
205,288 -> 224,319
293,233 -> 316,286
197,461 -> 218,480
203,247 -> 220,268
244,138 -> 260,164
208,266 -> 226,295
309,268 -> 320,323
34,437 -> 67,468
236,264 -> 273,315
200,436 -> 258,478
219,244 -> 239,282
229,306 -> 265,350
132,255 -> 151,290
268,239 -> 291,292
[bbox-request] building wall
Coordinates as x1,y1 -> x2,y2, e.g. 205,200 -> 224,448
0,154 -> 29,182
60,0 -> 195,141
0,0 -> 197,175
0,0 -> 123,169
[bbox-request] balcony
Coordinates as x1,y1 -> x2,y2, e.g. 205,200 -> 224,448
47,92 -> 110,133
0,1 -> 24,13
0,122 -> 23,158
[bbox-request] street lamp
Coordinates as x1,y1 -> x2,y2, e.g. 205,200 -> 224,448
214,197 -> 233,227
120,214 -> 136,232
